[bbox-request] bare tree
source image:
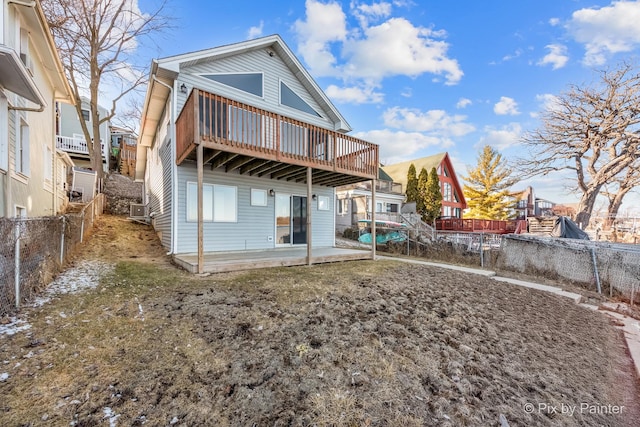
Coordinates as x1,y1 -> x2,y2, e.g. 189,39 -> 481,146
518,63 -> 640,229
42,0 -> 169,182
601,164 -> 640,229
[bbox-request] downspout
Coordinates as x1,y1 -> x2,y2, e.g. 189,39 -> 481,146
150,74 -> 176,255
8,102 -> 44,113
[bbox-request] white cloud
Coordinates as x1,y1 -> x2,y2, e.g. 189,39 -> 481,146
538,44 -> 569,69
325,84 -> 384,104
247,21 -> 264,39
342,18 -> 463,84
477,123 -> 523,151
293,1 -> 463,86
567,1 -> 640,66
549,17 -> 560,26
502,48 -> 523,62
382,106 -> 475,136
456,98 -> 472,109
494,96 -> 520,116
293,0 -> 348,75
536,93 -> 562,113
354,129 -> 449,164
352,1 -> 393,27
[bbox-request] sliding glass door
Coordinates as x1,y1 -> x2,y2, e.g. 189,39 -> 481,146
275,194 -> 307,246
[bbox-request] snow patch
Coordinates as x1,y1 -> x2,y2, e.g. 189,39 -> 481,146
0,317 -> 31,336
1,261 -> 114,337
0,372 -> 8,381
103,407 -> 120,427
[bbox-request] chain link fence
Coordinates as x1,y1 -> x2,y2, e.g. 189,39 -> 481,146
0,194 -> 105,317
384,229 -> 640,303
496,235 -> 640,302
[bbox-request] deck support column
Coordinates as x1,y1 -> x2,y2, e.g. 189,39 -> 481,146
371,178 -> 376,260
307,167 -> 312,266
197,143 -> 204,274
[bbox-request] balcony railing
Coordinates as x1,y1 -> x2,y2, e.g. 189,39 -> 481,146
176,89 -> 378,179
56,135 -> 105,156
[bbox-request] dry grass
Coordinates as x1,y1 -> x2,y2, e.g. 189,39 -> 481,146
1,215 -> 639,426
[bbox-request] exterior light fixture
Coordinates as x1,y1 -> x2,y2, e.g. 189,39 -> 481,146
269,189 -> 275,197
180,83 -> 187,94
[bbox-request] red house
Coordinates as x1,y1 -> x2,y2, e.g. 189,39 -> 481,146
381,152 -> 467,218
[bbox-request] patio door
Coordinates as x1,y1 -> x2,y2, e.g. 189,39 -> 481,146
275,194 -> 307,246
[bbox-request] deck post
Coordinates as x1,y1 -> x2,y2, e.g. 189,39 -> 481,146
307,167 -> 312,265
197,143 -> 204,274
371,178 -> 376,260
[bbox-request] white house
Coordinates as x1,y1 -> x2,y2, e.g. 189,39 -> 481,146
0,0 -> 74,218
136,35 -> 380,273
56,96 -> 110,172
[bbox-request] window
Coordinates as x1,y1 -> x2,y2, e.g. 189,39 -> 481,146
280,121 -> 308,156
443,182 -> 452,202
229,106 -> 262,146
213,185 -> 237,222
386,203 -> 399,213
203,73 -> 263,97
20,28 -> 30,69
186,183 -> 237,222
443,206 -> 451,217
16,119 -> 29,175
317,195 -> 329,211
186,182 -> 213,222
251,189 -> 267,206
280,82 -> 320,117
81,109 -> 90,121
376,202 -> 383,213
337,198 -> 348,215
44,146 -> 53,183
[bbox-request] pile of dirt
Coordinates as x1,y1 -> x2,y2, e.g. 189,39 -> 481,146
102,173 -> 143,216
1,215 -> 639,426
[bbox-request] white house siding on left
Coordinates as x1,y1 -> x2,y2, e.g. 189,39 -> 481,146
174,166 -> 335,254
6,42 -> 57,217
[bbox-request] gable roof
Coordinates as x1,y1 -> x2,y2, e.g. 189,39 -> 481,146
381,153 -> 448,190
161,34 -> 350,131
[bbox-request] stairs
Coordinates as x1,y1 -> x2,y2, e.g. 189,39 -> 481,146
400,213 -> 435,242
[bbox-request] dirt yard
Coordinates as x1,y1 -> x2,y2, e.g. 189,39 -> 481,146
1,215 -> 639,426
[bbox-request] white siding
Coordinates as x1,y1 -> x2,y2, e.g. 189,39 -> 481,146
177,49 -> 335,130
174,165 -> 334,254
147,104 -> 173,249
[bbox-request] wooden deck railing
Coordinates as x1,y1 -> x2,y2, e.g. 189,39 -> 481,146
176,89 -> 378,178
436,218 -> 523,234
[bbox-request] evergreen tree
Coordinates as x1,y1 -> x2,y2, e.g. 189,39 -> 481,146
405,164 -> 419,203
463,145 -> 518,220
423,167 -> 443,223
416,167 -> 429,219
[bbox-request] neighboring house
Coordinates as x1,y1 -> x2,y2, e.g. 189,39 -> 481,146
110,126 -> 137,177
382,152 -> 467,218
56,96 -> 110,172
0,0 -> 74,218
335,168 -> 404,232
136,35 -> 379,273
514,186 -> 556,218
514,186 -> 536,219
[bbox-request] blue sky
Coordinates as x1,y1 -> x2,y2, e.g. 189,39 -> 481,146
136,0 -> 640,214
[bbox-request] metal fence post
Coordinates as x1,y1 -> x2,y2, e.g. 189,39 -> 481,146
80,210 -> 85,243
480,233 -> 484,268
590,247 -> 602,294
14,221 -> 20,310
60,216 -> 66,265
